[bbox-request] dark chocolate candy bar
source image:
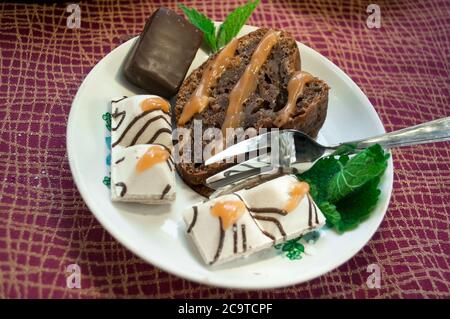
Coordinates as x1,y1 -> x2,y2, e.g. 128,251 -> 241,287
123,7 -> 203,98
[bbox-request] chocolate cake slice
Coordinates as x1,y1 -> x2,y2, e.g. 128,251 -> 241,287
174,28 -> 330,196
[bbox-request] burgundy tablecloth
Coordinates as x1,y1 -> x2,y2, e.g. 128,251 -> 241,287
0,0 -> 449,298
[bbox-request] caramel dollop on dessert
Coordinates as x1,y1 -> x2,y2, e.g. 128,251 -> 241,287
284,181 -> 310,213
178,38 -> 239,126
211,200 -> 247,230
135,145 -> 170,172
140,97 -> 170,113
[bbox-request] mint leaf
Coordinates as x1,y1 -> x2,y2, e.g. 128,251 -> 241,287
297,156 -> 342,203
327,144 -> 389,203
178,4 -> 217,52
335,177 -> 381,233
217,0 -> 260,49
318,201 -> 341,226
297,144 -> 389,233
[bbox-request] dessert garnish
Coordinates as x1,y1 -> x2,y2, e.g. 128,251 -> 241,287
174,28 -> 329,197
183,194 -> 273,265
177,38 -> 239,125
210,199 -> 246,230
274,71 -> 314,127
284,181 -> 310,213
184,175 -> 325,265
140,97 -> 170,113
298,144 -> 389,232
222,29 -> 280,131
110,95 -> 176,204
135,145 -> 170,173
123,7 -> 203,97
179,0 -> 260,53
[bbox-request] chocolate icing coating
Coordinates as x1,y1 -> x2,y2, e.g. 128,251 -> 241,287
123,7 -> 203,98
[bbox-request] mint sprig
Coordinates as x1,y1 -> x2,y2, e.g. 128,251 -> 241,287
178,4 -> 217,52
178,1 -> 260,53
217,0 -> 260,48
298,144 -> 389,233
327,144 -> 388,203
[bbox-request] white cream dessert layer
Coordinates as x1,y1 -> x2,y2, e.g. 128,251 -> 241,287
111,145 -> 175,204
111,95 -> 172,149
183,194 -> 273,265
110,95 -> 175,204
236,175 -> 326,244
184,175 -> 326,265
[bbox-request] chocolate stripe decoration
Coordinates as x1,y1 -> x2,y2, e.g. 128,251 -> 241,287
235,191 -> 288,215
112,109 -> 169,147
261,230 -> 276,241
187,206 -> 198,233
312,195 -> 319,225
111,109 -> 126,131
253,215 -> 286,239
160,184 -> 171,199
111,96 -> 127,103
241,224 -> 247,252
114,157 -> 125,164
115,182 -> 127,197
166,159 -> 172,171
307,195 -> 313,227
233,224 -> 238,254
147,128 -> 172,144
210,217 -> 225,265
128,115 -> 171,147
248,207 -> 288,216
234,192 -> 275,243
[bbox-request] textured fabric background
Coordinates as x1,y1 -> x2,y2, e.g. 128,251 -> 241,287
0,0 -> 449,298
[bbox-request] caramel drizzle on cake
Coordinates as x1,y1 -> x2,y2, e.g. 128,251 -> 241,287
178,38 -> 239,126
177,29 -> 314,132
222,30 -> 280,132
275,71 -> 314,127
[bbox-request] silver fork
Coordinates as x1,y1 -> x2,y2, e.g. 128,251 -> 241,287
204,117 -> 450,193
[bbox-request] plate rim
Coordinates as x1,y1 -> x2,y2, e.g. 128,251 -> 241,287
66,24 -> 394,289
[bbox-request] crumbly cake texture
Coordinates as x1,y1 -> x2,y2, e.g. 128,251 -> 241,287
174,28 -> 330,196
110,95 -> 176,204
184,175 -> 326,265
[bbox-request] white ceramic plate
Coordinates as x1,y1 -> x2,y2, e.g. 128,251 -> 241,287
67,25 -> 393,289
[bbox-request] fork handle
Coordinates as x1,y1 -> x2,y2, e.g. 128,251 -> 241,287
339,117 -> 450,150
